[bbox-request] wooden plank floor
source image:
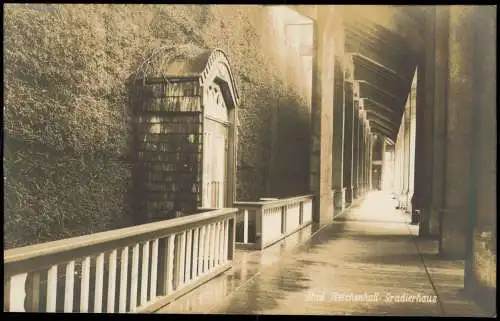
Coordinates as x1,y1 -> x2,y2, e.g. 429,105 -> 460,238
157,191 -> 491,317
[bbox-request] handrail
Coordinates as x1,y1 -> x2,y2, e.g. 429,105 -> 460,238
234,194 -> 314,250
234,194 -> 314,208
4,208 -> 237,313
5,208 -> 237,276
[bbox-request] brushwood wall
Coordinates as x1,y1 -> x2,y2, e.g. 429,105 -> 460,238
3,4 -> 311,248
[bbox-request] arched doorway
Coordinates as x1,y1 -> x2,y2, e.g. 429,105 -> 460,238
132,49 -> 240,221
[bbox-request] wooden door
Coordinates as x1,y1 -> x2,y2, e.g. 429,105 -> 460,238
203,119 -> 228,208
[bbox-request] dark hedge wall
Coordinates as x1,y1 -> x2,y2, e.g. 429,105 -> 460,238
4,4 -> 311,249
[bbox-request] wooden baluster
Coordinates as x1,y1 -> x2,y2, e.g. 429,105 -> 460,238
243,210 -> 249,243
107,250 -> 117,313
214,223 -> 219,268
203,225 -> 210,273
118,247 -> 128,313
165,235 -> 175,295
29,272 -> 41,312
8,273 -> 28,312
80,257 -> 91,312
214,222 -> 220,266
140,242 -> 150,307
180,232 -> 186,286
46,265 -> 58,312
223,219 -> 229,263
184,230 -> 192,283
192,228 -> 199,279
130,244 -> 139,312
219,221 -> 225,265
198,226 -> 205,276
94,253 -> 105,313
210,223 -> 216,269
64,261 -> 75,312
219,221 -> 225,264
150,239 -> 159,301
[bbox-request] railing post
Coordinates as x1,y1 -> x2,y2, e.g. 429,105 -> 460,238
228,217 -> 236,260
281,205 -> 286,236
243,209 -> 249,244
8,273 -> 28,312
256,207 -> 264,250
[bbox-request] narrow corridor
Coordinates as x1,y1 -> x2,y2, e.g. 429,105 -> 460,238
158,192 -> 489,316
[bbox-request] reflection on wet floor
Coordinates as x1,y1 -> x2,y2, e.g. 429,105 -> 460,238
157,218 -> 320,314
157,191 -> 490,316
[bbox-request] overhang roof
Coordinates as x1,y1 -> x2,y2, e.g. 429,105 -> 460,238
289,5 -> 424,143
343,5 -> 423,142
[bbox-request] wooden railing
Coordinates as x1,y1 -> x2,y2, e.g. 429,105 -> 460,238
234,195 -> 313,250
4,208 -> 237,313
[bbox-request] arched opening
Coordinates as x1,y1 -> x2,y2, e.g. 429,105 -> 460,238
131,49 -> 240,222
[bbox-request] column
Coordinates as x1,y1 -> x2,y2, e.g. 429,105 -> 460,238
368,133 -> 373,191
465,5 -> 496,313
352,99 -> 360,199
439,6 -> 475,259
418,6 -> 437,236
343,81 -> 354,204
359,110 -> 366,195
332,55 -> 345,214
429,6 -> 448,236
309,8 -> 336,225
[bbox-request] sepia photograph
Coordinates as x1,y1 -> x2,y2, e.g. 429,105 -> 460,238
3,4 -> 496,317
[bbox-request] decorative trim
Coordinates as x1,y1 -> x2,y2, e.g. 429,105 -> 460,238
199,49 -> 241,108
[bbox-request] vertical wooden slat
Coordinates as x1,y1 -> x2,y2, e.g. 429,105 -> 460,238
119,247 -> 128,313
80,257 -> 91,312
216,222 -> 222,265
223,219 -> 229,263
192,228 -> 199,279
150,239 -> 159,300
46,265 -> 58,312
130,244 -> 139,312
205,224 -> 212,271
219,221 -> 224,265
107,250 -> 117,313
140,242 -> 150,306
165,235 -> 175,294
210,223 -> 217,271
9,273 -> 28,312
179,232 -> 186,286
243,210 -> 249,243
199,226 -> 206,275
220,221 -> 226,264
213,222 -> 219,267
229,217 -> 236,260
64,261 -> 75,312
94,253 -> 105,313
30,272 -> 41,312
184,230 -> 193,283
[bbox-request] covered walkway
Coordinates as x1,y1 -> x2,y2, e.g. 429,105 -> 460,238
157,192 -> 488,316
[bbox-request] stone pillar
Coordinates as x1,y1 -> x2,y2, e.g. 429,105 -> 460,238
363,124 -> 371,193
358,110 -> 364,196
368,133 -> 373,191
402,105 -> 410,210
309,8 -> 336,225
439,6 -> 475,259
332,55 -> 345,214
412,65 -> 425,225
398,110 -> 408,209
429,6 -> 449,236
343,81 -> 354,204
419,7 -> 437,236
352,99 -> 360,199
465,6 -> 496,313
359,110 -> 366,195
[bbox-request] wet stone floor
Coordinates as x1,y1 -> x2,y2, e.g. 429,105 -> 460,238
157,191 -> 491,317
